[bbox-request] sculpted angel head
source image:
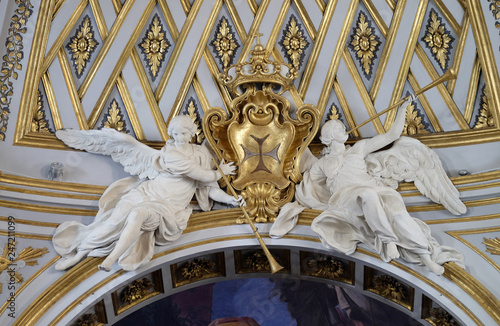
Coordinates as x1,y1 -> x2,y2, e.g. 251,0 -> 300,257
167,115 -> 198,146
320,119 -> 348,146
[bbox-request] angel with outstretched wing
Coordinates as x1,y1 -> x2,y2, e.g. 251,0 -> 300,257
53,115 -> 243,272
271,95 -> 465,275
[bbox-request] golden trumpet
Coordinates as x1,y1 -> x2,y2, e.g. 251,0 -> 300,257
212,158 -> 284,274
347,68 -> 457,134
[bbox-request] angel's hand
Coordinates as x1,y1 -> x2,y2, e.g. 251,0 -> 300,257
219,159 -> 237,176
228,195 -> 246,207
401,93 -> 417,109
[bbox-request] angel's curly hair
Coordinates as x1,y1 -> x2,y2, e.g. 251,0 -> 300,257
167,115 -> 198,137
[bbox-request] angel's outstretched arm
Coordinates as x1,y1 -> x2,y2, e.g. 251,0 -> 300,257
184,160 -> 237,183
363,95 -> 415,155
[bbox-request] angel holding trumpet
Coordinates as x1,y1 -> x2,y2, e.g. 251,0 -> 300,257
53,115 -> 244,272
271,94 -> 466,275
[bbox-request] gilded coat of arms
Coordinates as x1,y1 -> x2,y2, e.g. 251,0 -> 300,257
203,38 -> 319,222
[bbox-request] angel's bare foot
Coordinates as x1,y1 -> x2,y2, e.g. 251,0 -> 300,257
420,254 -> 445,275
98,256 -> 115,272
55,250 -> 89,270
387,242 -> 400,260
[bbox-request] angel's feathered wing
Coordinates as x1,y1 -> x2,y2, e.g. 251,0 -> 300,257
56,128 -> 161,179
365,136 -> 466,215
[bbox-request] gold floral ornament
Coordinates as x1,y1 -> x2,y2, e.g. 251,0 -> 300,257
306,256 -> 344,279
279,15 -> 309,70
487,0 -> 500,28
101,99 -> 127,132
403,101 -> 430,135
180,258 -> 215,280
350,12 -> 380,77
422,9 -> 454,70
373,275 -> 406,301
66,15 -> 99,78
121,278 -> 154,305
429,307 -> 459,326
245,250 -> 274,272
474,87 -> 495,129
31,90 -> 52,133
140,14 -> 171,80
211,17 -> 239,68
0,0 -> 34,141
185,99 -> 204,144
74,314 -> 98,326
483,237 -> 500,255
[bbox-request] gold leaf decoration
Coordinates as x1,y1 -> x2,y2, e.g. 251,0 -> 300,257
0,0 -> 34,141
403,102 -> 429,135
211,17 -> 239,68
245,250 -> 273,272
422,9 -> 454,70
121,278 -> 154,305
474,87 -> 494,129
328,104 -> 340,121
483,237 -> 500,255
429,307 -> 459,326
350,12 -> 380,77
139,14 -> 171,80
306,256 -> 344,279
74,313 -> 98,326
280,15 -> 309,70
102,99 -> 126,132
66,16 -> 99,78
180,258 -> 215,280
373,274 -> 406,301
185,99 -> 204,144
31,90 -> 52,133
487,0 -> 500,28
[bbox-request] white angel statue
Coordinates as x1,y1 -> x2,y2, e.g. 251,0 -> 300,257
53,115 -> 243,272
270,95 -> 466,275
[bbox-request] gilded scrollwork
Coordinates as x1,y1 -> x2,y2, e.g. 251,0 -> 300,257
403,102 -> 430,135
306,256 -> 344,279
66,15 -> 99,78
180,258 -> 215,280
121,278 -> 154,305
474,86 -> 494,129
139,14 -> 171,80
279,15 -> 310,70
100,99 -> 127,132
211,17 -> 239,68
349,11 -> 380,78
372,274 -> 406,301
487,0 -> 500,28
31,90 -> 52,133
0,0 -> 34,141
422,9 -> 454,71
429,307 -> 459,326
184,98 -> 205,144
483,237 -> 500,255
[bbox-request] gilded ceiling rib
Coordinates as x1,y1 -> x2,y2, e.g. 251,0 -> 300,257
78,0 -> 136,99
0,230 -> 52,240
469,0 -> 500,125
314,0 -> 325,12
88,0 -> 155,130
14,0 -> 54,145
0,172 -> 106,194
49,271 -> 126,326
192,76 -> 210,112
362,0 -> 389,34
447,12 -> 470,96
342,48 -> 385,134
166,0 -> 223,128
385,0 -> 396,11
293,0 -> 317,40
369,0 -> 406,102
414,45 -> 470,130
0,184 -> 100,201
0,216 -> 59,228
154,0 -> 204,102
316,0 -> 359,115
41,72 -> 63,130
464,55 -> 481,124
58,48 -> 89,130
264,0 -> 290,56
298,0 -> 338,98
384,0 -> 428,130
42,0 -> 87,74
130,48 -> 169,141
407,69 -> 443,132
237,0 -> 270,64
333,78 -> 361,138
89,0 -> 108,39
116,75 -> 146,140
52,0 -> 66,20
433,0 -> 460,34
0,199 -> 97,216
427,213 -> 500,225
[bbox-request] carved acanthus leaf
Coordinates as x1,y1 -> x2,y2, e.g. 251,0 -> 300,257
422,10 -> 454,70
66,16 -> 99,78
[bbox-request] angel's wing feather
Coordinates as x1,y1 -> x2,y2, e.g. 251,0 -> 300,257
366,136 -> 466,215
56,128 -> 161,179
